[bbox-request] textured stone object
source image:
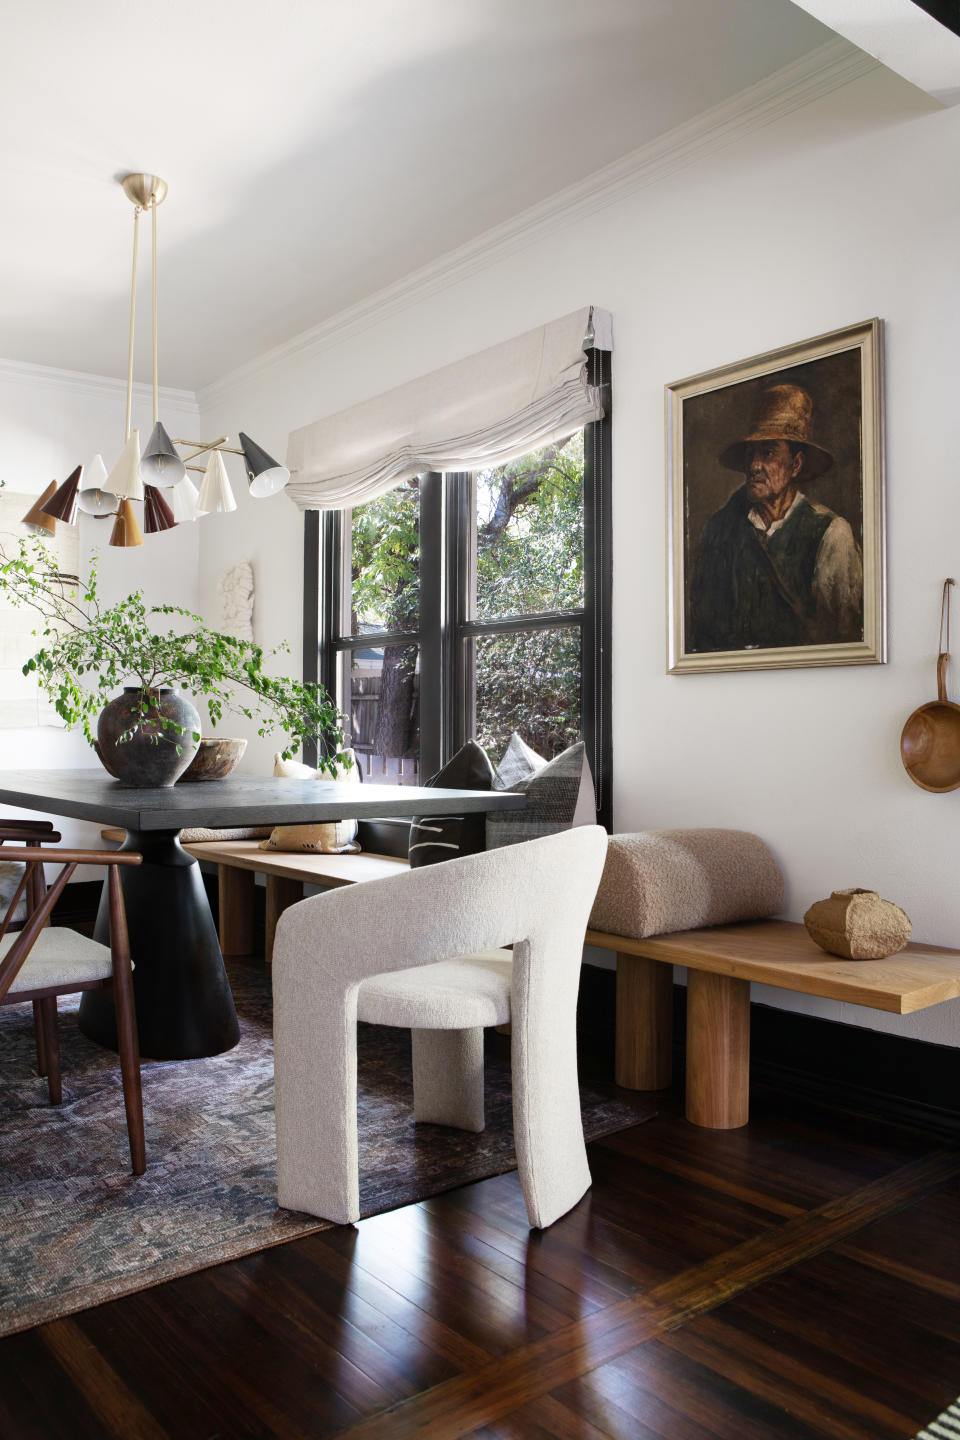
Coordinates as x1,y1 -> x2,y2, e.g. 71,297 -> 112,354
803,889 -> 912,960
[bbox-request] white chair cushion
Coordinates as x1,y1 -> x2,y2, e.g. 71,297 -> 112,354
357,949 -> 513,1029
0,927 -> 114,994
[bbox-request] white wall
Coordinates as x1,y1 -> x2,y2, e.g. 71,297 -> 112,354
0,363 -> 201,846
196,61 -> 960,1047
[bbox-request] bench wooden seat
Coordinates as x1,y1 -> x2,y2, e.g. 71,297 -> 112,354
101,829 -> 408,962
586,920 -> 960,1130
187,840 -> 408,961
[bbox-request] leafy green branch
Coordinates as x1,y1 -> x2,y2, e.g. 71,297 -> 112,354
0,534 -> 346,770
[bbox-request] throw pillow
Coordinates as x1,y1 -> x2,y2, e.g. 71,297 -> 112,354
260,823 -> 361,856
408,739 -> 495,868
486,738 -> 596,849
492,732 -> 546,791
179,826 -> 273,842
261,750 -> 361,855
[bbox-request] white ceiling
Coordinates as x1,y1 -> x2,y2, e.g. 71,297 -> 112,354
0,0 -> 834,391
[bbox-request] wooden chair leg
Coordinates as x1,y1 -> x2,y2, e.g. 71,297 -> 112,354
109,867 -> 146,1175
38,997 -> 61,1104
32,999 -> 48,1076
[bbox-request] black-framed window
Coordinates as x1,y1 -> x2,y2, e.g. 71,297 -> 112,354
303,348 -> 612,827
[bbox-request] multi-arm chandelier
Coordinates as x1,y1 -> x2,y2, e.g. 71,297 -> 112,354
27,173 -> 289,548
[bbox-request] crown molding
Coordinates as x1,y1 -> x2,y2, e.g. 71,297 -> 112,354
0,355 -> 200,412
198,37 -> 877,412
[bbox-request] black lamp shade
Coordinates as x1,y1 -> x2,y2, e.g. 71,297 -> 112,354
144,485 -> 177,534
41,466 -> 82,524
239,432 -> 290,497
141,421 -> 185,488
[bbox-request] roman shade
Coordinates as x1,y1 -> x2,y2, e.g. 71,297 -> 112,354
284,306 -> 612,511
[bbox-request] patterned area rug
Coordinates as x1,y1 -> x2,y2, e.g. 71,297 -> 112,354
0,959 -> 655,1337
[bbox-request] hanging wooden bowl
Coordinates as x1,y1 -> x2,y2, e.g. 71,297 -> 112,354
901,653 -> 960,792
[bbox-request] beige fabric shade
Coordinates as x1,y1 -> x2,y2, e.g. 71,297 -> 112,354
284,306 -> 612,511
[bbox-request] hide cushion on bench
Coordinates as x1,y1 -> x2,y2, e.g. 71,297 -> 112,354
589,828 -> 784,940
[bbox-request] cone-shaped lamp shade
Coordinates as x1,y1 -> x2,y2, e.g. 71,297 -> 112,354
109,498 -> 144,548
196,450 -> 237,514
144,485 -> 177,534
21,482 -> 58,535
106,430 -> 144,501
171,474 -> 201,523
239,431 -> 290,497
140,421 -> 185,489
77,454 -> 117,517
41,465 -> 82,524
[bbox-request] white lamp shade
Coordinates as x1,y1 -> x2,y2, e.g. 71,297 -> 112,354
77,454 -> 117,517
106,431 -> 144,501
171,474 -> 201,523
196,450 -> 237,515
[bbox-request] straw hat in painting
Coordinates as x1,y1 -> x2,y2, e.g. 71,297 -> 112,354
718,384 -> 834,480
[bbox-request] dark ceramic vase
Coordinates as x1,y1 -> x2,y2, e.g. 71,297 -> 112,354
96,687 -> 201,788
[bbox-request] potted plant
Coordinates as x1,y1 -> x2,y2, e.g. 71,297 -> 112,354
0,533 -> 347,788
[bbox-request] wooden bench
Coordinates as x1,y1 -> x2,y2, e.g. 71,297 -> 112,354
101,830 -> 408,962
190,840 -> 409,961
586,920 -> 960,1130
102,830 -> 960,1133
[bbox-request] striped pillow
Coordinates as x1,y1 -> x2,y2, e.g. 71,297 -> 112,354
486,739 -> 595,849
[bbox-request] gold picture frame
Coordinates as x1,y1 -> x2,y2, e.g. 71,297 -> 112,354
666,318 -> 886,673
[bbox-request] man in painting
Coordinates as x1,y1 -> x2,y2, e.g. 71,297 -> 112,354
689,384 -> 862,652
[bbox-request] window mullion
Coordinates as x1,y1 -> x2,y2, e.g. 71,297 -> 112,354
417,472 -> 444,778
446,473 -> 472,753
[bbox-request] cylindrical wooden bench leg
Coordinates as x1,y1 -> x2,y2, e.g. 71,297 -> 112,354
616,953 -> 674,1090
685,970 -> 750,1129
218,865 -> 256,956
266,875 -> 304,963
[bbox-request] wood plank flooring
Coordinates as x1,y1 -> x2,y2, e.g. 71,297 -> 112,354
1,1081 -> 958,1437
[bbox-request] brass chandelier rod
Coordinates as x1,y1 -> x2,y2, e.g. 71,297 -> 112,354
151,199 -> 159,425
124,206 -> 141,443
173,436 -> 245,462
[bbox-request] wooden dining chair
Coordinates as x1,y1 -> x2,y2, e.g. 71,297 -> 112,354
0,821 -> 146,1174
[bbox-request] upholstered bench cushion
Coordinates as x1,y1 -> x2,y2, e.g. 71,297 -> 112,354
0,927 -> 114,992
358,949 -> 512,1029
589,829 -> 784,940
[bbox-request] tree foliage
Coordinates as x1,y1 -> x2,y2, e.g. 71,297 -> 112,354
347,433 -> 584,766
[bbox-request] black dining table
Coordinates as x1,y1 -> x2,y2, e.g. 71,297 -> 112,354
0,769 -> 525,1061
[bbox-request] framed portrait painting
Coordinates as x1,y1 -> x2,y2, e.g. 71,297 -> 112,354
666,318 -> 885,673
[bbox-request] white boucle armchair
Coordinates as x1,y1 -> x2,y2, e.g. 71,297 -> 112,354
272,825 -> 608,1230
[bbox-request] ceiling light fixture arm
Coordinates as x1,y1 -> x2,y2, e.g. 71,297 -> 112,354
124,206 -> 140,443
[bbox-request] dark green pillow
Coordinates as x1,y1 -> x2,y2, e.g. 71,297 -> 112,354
408,740 -> 495,868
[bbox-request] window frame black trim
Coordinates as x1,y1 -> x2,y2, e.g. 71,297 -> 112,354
303,347 -> 612,825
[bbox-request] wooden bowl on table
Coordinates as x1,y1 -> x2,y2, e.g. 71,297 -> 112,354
178,738 -> 247,783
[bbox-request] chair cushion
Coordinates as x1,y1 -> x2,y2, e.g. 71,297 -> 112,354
588,829 -> 784,940
408,740 -> 495,868
0,927 -> 114,994
357,949 -> 513,1028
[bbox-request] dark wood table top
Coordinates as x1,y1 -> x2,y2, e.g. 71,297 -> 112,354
0,769 -> 526,833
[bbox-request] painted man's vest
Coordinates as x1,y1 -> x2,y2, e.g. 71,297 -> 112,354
690,487 -> 834,652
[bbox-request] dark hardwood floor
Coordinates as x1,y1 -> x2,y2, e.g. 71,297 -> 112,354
2,908 -> 959,1440
2,1067 -> 958,1438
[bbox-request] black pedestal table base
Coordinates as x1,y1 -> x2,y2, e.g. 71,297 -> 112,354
79,828 -> 240,1060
